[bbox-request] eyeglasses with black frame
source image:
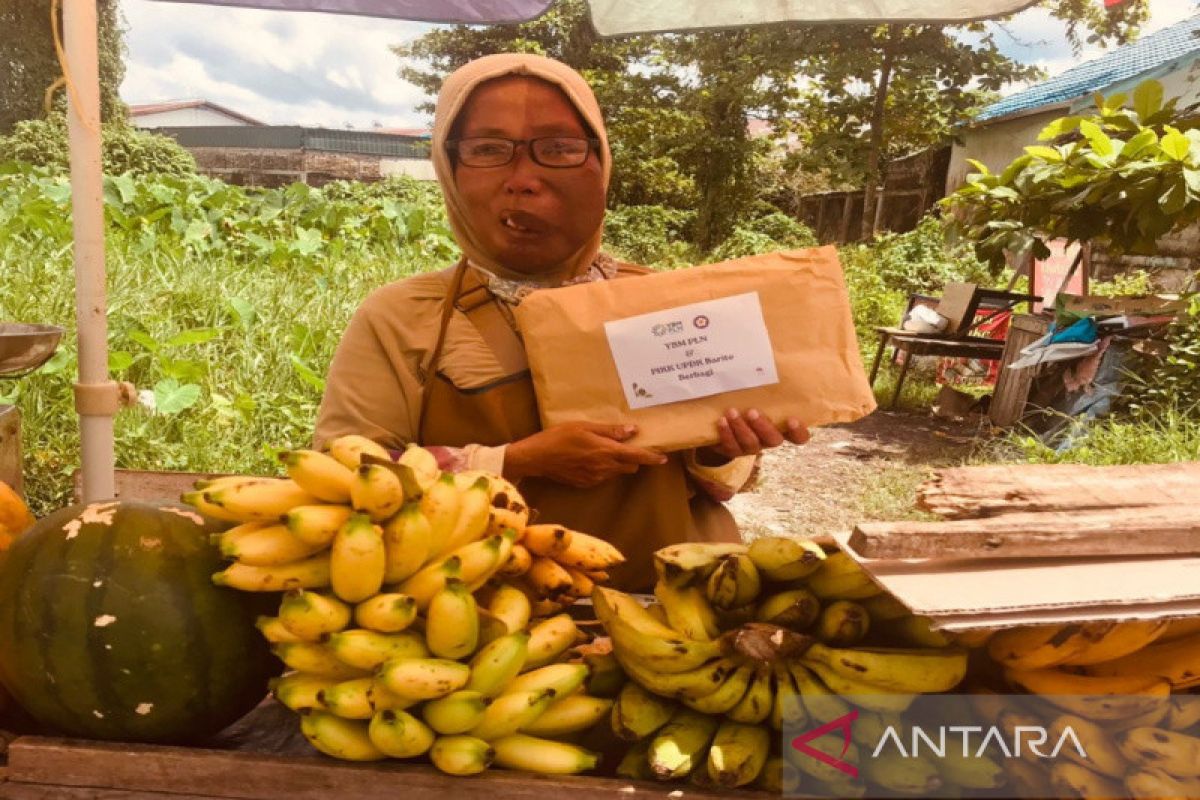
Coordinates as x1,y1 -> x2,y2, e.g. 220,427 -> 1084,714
446,136 -> 600,168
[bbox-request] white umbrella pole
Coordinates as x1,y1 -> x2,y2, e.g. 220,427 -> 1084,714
63,0 -> 116,502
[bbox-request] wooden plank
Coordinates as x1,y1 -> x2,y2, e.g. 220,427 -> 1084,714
918,462 -> 1200,518
4,737 -> 761,800
71,469 -> 233,504
988,313 -> 1052,428
0,405 -> 20,495
849,506 -> 1200,561
0,785 -> 218,800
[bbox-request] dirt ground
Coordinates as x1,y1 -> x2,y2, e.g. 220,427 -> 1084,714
727,408 -> 993,540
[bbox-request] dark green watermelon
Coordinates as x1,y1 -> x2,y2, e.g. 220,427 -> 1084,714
0,500 -> 280,743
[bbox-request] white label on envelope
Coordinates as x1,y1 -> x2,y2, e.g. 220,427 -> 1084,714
604,292 -> 779,410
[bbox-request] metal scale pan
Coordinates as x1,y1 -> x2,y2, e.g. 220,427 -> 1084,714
0,323 -> 64,380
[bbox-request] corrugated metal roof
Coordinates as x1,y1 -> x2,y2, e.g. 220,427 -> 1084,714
129,99 -> 265,126
976,14 -> 1200,123
156,126 -> 430,158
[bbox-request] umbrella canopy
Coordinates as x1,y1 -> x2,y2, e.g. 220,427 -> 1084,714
148,0 -> 1040,32
65,0 -> 1037,501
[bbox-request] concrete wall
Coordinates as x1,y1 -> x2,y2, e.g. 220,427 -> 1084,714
381,158 -> 436,181
134,107 -> 254,128
185,147 -> 436,187
945,108 -> 1061,195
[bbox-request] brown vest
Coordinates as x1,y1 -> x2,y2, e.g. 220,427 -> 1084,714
417,261 -> 738,591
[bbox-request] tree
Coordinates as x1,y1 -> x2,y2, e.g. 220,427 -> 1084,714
394,1 -> 808,248
943,80 -> 1200,268
792,1 -> 1149,238
393,0 -> 1150,248
0,0 -> 127,134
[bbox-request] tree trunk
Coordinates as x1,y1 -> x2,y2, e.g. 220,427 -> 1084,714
860,26 -> 898,241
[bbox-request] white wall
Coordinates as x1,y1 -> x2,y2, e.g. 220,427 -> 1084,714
133,107 -> 253,128
380,158 -> 436,181
945,109 -> 1060,195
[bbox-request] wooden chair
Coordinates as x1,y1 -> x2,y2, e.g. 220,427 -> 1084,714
867,282 -> 1039,408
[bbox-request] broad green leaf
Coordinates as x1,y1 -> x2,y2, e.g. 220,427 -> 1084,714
290,355 -> 326,393
166,328 -> 221,348
965,158 -> 991,176
127,330 -> 160,353
111,173 -> 137,204
38,348 -> 72,375
1184,167 -> 1200,198
153,379 -> 202,415
290,227 -> 323,256
1102,92 -> 1128,112
1038,116 -> 1082,141
1079,120 -> 1114,157
228,297 -> 257,328
108,351 -> 134,372
1133,80 -> 1164,121
1023,145 -> 1062,162
183,218 -> 212,244
1121,128 -> 1159,160
1161,127 -> 1190,160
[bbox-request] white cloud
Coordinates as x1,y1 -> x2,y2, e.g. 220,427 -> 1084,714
988,0 -> 1199,94
120,0 -> 440,129
119,0 -> 1200,126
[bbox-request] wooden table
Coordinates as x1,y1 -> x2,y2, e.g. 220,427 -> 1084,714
867,329 -> 1005,408
0,736 -> 766,800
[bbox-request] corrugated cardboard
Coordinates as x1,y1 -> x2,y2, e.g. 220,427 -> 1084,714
513,247 -> 877,452
833,530 -> 1200,631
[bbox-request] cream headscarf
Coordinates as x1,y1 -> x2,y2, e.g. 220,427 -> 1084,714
431,53 -> 612,282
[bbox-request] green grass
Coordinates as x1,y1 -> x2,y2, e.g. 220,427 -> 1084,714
853,466 -> 941,522
2,163 -> 1192,516
2,246 -> 444,514
986,404 -> 1200,465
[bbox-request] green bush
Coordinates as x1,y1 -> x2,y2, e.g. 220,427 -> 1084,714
0,115 -> 196,176
737,211 -> 819,249
866,216 -> 993,297
1128,295 -> 1200,412
603,204 -> 698,267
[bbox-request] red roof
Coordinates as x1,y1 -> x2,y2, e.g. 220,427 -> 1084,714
128,100 -> 264,126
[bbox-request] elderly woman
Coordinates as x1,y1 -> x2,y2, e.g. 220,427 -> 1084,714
315,54 -> 808,589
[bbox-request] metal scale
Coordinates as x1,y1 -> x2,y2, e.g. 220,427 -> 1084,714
0,323 -> 64,493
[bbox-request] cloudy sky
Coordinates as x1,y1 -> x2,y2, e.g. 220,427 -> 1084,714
120,0 -> 1199,130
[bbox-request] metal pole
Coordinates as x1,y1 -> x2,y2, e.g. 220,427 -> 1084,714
63,0 -> 116,501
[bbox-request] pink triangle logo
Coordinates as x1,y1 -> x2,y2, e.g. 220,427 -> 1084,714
790,709 -> 860,779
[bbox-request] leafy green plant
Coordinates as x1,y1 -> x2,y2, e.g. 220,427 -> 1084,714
944,79 -> 1200,269
0,161 -> 458,512
0,116 -> 197,176
1126,295 -> 1200,412
603,204 -> 698,266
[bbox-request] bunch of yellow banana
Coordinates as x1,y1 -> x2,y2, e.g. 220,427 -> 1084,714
268,578 -> 611,774
506,521 -> 625,615
594,538 -> 971,787
195,435 -> 628,776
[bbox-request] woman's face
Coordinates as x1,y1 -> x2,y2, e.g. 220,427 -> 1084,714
452,76 -> 606,276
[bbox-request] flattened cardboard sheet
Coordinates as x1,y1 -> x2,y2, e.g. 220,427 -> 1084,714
834,530 -> 1200,631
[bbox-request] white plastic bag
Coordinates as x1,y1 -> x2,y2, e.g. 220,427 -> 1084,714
902,304 -> 948,333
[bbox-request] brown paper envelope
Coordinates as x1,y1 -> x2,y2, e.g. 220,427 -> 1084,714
514,246 -> 877,451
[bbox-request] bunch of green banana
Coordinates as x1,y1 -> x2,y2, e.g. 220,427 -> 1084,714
594,539 -> 973,786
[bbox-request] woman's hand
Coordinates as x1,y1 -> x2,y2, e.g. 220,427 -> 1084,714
505,422 -> 668,488
701,408 -> 810,462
